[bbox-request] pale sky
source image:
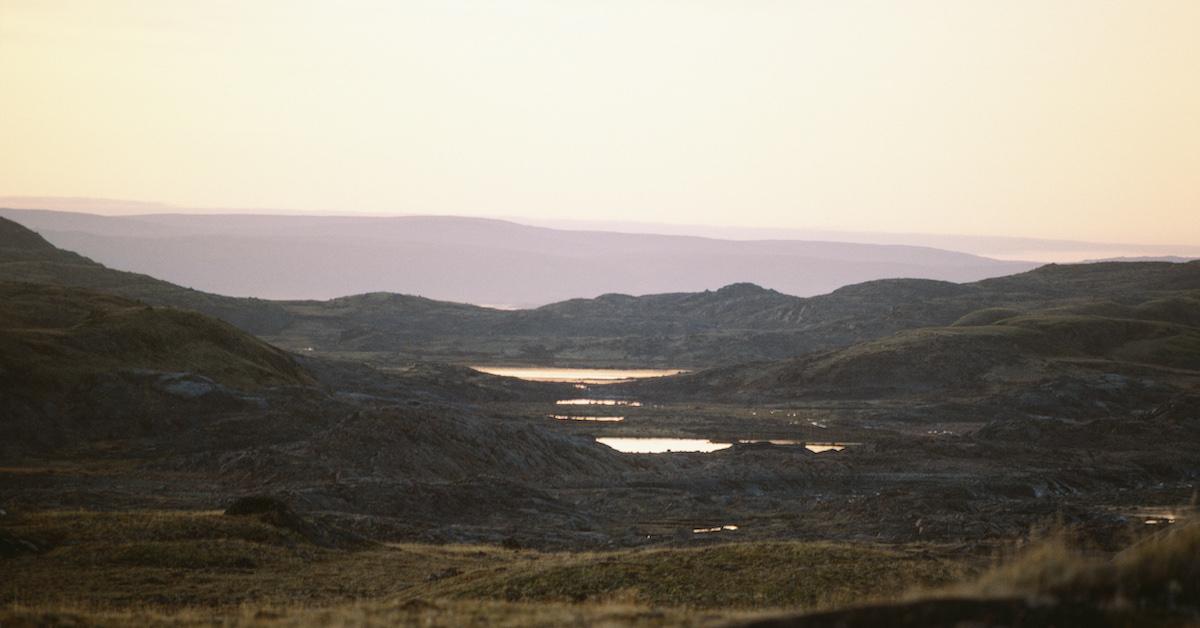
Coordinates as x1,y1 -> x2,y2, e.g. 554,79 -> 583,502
1,1 -> 1198,244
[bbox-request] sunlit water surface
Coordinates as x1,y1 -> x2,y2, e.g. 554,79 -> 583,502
470,366 -> 685,384
595,437 -> 732,453
597,438 -> 860,454
549,415 -> 625,423
556,399 -> 642,406
739,439 -> 859,453
693,524 -> 740,534
805,442 -> 861,452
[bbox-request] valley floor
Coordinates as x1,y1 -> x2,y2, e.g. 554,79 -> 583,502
3,391 -> 1198,627
3,219 -> 1200,625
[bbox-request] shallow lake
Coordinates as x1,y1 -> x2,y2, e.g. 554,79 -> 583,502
470,366 -> 685,384
556,399 -> 642,406
739,440 -> 858,453
802,442 -> 859,453
595,437 -> 732,453
549,414 -> 625,423
693,524 -> 739,534
597,438 -> 860,454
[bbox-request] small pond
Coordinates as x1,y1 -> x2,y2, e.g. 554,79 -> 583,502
549,414 -> 625,423
470,366 -> 685,384
595,437 -> 732,454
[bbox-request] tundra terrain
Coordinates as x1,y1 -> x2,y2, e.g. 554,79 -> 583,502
1,214 -> 1197,626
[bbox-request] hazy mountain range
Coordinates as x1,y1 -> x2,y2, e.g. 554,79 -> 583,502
6,196 -> 1200,271
0,205 -> 1037,306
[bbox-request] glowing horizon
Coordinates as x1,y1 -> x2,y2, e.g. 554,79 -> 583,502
2,1 -> 1197,245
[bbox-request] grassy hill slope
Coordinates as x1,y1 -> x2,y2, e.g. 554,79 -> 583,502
3,215 -> 1198,367
0,282 -> 312,392
636,296 -> 1200,401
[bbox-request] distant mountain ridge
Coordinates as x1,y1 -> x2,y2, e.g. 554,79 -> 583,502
0,214 -> 293,334
2,214 -> 1199,367
6,196 -> 1200,263
0,207 -> 1035,306
1083,256 -> 1198,263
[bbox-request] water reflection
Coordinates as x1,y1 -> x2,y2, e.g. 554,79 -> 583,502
737,439 -> 859,453
557,399 -> 642,406
596,437 -> 732,453
549,415 -> 625,423
1125,508 -> 1184,526
693,524 -> 739,534
805,443 -> 847,453
470,366 -> 685,384
598,437 -> 859,454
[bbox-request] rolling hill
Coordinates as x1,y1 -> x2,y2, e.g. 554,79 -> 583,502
2,214 -> 1199,367
632,293 -> 1200,404
0,207 -> 1035,305
0,282 -> 311,391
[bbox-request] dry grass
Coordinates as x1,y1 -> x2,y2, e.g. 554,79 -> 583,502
959,519 -> 1200,613
1,509 -> 972,626
432,541 -> 967,610
16,510 -> 1196,626
0,598 -> 752,627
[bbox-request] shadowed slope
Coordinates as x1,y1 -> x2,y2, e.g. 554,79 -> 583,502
0,282 -> 312,392
0,217 -> 293,335
745,522 -> 1200,628
0,282 -> 315,452
636,296 -> 1200,401
3,214 -> 1199,367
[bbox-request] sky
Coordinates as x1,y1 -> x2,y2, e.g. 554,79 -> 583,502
1,1 -> 1198,245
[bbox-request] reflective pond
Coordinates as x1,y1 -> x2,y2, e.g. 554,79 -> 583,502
470,366 -> 685,384
556,399 -> 642,406
595,437 -> 732,453
596,438 -> 860,454
549,414 -> 625,423
693,524 -> 740,534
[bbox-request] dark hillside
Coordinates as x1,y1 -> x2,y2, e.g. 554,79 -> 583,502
0,282 -> 311,391
3,215 -> 1198,367
635,301 -> 1200,403
0,282 -> 313,453
0,218 -> 293,335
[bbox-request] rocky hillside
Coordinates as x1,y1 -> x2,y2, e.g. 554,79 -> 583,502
3,215 -> 1198,367
0,282 -> 311,389
634,293 -> 1200,404
0,280 -> 624,542
0,282 -> 314,451
0,217 -> 292,334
